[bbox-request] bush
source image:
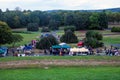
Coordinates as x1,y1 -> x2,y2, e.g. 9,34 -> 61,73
0,21 -> 13,45
64,26 -> 76,32
86,30 -> 103,40
60,30 -> 78,43
84,38 -> 103,48
85,30 -> 103,48
41,27 -> 50,32
111,27 -> 120,32
27,23 -> 39,31
36,35 -> 58,49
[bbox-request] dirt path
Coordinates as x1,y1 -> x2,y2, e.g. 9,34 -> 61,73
0,60 -> 120,69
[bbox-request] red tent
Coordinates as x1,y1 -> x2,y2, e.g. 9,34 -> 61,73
77,41 -> 84,47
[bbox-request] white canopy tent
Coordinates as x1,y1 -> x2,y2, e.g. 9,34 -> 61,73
70,47 -> 89,52
70,47 -> 89,56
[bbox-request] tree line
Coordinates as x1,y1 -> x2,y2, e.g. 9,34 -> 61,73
0,8 -> 120,30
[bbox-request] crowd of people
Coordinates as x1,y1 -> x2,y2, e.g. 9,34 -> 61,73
96,46 -> 120,56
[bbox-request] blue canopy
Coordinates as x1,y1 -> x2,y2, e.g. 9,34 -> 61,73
52,45 -> 61,48
52,44 -> 70,49
61,44 -> 70,48
0,47 -> 8,54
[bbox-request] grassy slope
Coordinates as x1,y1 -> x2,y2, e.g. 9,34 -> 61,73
0,67 -> 120,80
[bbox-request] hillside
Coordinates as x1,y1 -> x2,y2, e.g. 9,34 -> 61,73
47,7 -> 120,12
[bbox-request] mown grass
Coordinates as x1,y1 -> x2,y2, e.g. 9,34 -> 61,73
4,31 -> 40,47
103,35 -> 120,44
0,56 -> 120,62
0,67 -> 120,80
16,32 -> 40,46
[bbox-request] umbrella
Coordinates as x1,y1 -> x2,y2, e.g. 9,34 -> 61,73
61,44 -> 70,48
77,41 -> 84,46
52,45 -> 61,48
59,43 -> 66,45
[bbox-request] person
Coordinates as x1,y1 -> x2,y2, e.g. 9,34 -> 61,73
49,47 -> 53,55
44,49 -> 47,55
60,51 -> 62,56
11,48 -> 15,56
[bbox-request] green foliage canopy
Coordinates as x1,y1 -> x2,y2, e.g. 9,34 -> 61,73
60,30 -> 78,43
85,30 -> 103,48
0,21 -> 13,45
36,35 -> 58,49
27,23 -> 39,31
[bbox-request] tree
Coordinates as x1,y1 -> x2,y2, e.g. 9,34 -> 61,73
98,11 -> 108,29
60,30 -> 78,43
84,30 -> 103,48
48,19 -> 60,30
41,27 -> 50,32
64,26 -> 76,33
27,23 -> 39,31
11,34 -> 23,47
74,12 -> 91,30
86,30 -> 103,40
89,13 -> 100,30
0,21 -> 13,45
64,12 -> 74,25
36,35 -> 58,49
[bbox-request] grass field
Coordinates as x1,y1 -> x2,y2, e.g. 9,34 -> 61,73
0,67 -> 120,80
0,56 -> 120,62
16,32 -> 40,46
103,35 -> 120,44
0,56 -> 120,80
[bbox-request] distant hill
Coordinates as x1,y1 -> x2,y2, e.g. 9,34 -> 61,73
47,8 -> 120,12
82,8 -> 120,12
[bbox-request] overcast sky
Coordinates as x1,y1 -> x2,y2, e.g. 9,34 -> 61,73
0,0 -> 120,11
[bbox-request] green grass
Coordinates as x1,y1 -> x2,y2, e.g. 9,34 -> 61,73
0,67 -> 120,80
4,31 -> 40,47
103,35 -> 120,44
16,32 -> 40,45
0,56 -> 120,62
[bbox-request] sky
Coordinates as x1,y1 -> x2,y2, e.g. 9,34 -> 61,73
0,0 -> 120,11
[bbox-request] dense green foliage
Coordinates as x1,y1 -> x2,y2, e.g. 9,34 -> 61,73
89,12 -> 108,30
111,27 -> 120,32
0,21 -> 13,45
1,9 -> 120,30
60,30 -> 78,43
85,31 -> 103,48
86,30 -> 103,40
49,19 -> 60,30
99,11 -> 108,29
89,13 -> 100,29
36,35 -> 58,49
41,27 -> 50,32
11,34 -> 23,47
0,67 -> 120,80
64,26 -> 76,32
27,23 -> 39,31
